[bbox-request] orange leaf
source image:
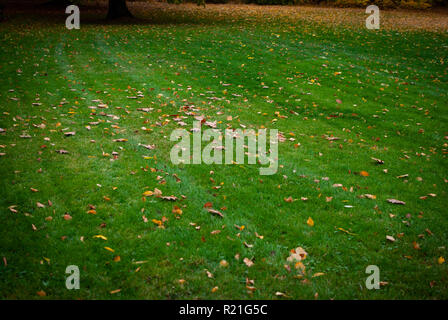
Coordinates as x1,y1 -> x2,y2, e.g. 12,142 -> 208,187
360,171 -> 369,177
36,290 -> 46,297
307,217 -> 314,227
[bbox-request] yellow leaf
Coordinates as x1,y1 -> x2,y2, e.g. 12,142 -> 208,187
113,256 -> 121,262
172,205 -> 182,215
438,257 -> 445,264
307,217 -> 314,227
104,247 -> 115,252
337,227 -> 357,236
110,289 -> 121,294
152,219 -> 162,226
93,235 -> 107,240
313,272 -> 325,277
142,190 -> 153,196
295,262 -> 306,272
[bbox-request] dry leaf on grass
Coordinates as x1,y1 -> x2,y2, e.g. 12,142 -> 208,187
207,208 -> 224,218
387,199 -> 406,205
243,257 -> 254,267
287,247 -> 308,262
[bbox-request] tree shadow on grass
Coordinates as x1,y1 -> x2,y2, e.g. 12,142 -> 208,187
2,2 -> 235,27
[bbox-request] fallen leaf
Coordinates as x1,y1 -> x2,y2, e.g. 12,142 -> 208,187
219,260 -> 229,267
207,208 -> 224,218
307,217 -> 314,227
312,272 -> 325,277
203,202 -> 213,208
153,188 -> 162,197
387,199 -> 406,205
412,241 -> 421,250
371,157 -> 384,164
287,247 -> 308,262
36,290 -> 46,297
386,235 -> 396,242
172,205 -> 182,215
275,291 -> 287,297
243,257 -> 254,267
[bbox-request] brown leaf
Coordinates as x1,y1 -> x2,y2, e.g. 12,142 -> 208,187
203,202 -> 213,208
36,290 -> 46,297
207,208 -> 224,218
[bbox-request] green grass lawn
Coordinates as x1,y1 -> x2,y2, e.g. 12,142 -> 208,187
0,4 -> 447,299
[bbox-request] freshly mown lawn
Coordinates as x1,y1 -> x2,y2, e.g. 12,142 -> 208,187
0,3 -> 447,299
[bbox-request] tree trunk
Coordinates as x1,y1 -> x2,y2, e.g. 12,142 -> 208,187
107,0 -> 132,19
